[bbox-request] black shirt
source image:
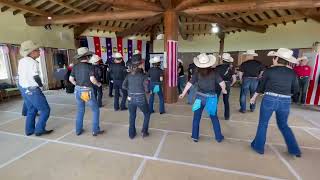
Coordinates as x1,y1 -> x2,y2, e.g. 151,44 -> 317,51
110,63 -> 127,81
92,65 -> 103,83
240,60 -> 264,78
188,63 -> 197,80
191,70 -> 223,94
122,69 -> 149,94
178,64 -> 184,77
215,63 -> 235,82
256,66 -> 299,96
147,67 -> 163,83
70,62 -> 94,87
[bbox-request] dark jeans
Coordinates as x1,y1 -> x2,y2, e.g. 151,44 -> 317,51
192,94 -> 224,141
251,95 -> 301,155
20,87 -> 50,135
178,75 -> 186,94
109,80 -> 114,96
217,81 -> 231,119
22,102 -> 28,116
74,86 -> 100,134
114,80 -> 128,110
128,94 -> 150,138
93,85 -> 103,107
293,77 -> 309,104
149,82 -> 165,113
240,77 -> 259,112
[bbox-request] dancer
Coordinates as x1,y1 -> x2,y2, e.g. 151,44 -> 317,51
90,55 -> 104,107
179,53 -> 227,142
177,59 -> 186,94
293,56 -> 311,104
250,48 -> 301,157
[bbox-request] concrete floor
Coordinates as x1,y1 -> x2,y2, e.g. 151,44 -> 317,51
0,88 -> 319,180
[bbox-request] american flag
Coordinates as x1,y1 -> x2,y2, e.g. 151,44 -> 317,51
167,40 -> 178,87
306,53 -> 320,105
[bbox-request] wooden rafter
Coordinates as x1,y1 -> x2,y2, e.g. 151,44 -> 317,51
178,19 -> 188,40
175,0 -> 207,11
254,14 -> 305,25
97,0 -> 164,11
295,9 -> 320,23
160,0 -> 172,10
48,0 -> 84,13
0,0 -> 50,16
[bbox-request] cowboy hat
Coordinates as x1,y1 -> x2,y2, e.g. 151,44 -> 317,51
243,49 -> 258,56
134,50 -> 141,55
20,40 -> 40,57
193,53 -> 217,68
113,52 -> 123,59
89,54 -> 101,64
222,53 -> 234,63
74,47 -> 94,59
178,59 -> 183,64
297,56 -> 309,62
150,56 -> 161,64
132,54 -> 143,65
267,48 -> 298,64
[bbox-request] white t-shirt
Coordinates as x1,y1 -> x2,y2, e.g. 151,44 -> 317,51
18,57 -> 40,88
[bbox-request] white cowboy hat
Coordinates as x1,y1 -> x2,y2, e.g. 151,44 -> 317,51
178,59 -> 183,64
297,56 -> 309,62
134,50 -> 141,55
89,54 -> 101,64
150,56 -> 161,64
193,53 -> 217,68
113,52 -> 123,59
74,47 -> 94,59
20,40 -> 40,57
267,48 -> 298,64
243,49 -> 258,56
222,53 -> 234,63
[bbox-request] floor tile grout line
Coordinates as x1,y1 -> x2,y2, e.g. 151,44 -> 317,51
55,129 -> 75,141
0,117 -> 22,127
291,111 -> 320,129
0,141 -> 48,170
153,131 -> 168,158
132,159 -> 147,180
303,128 -> 320,141
269,144 -> 302,180
0,130 -> 286,180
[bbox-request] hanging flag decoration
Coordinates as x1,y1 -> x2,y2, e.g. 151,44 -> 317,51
306,53 -> 320,105
117,37 -> 123,55
128,39 -> 133,61
167,40 -> 178,87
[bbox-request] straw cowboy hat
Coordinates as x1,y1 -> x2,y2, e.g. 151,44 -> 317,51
20,40 -> 40,57
222,53 -> 234,63
113,52 -> 123,59
193,53 -> 217,68
267,48 -> 298,64
297,56 -> 309,62
243,49 -> 258,56
150,56 -> 161,64
89,54 -> 101,64
74,47 -> 94,59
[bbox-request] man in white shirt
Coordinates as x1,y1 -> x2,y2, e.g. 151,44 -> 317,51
18,40 -> 52,136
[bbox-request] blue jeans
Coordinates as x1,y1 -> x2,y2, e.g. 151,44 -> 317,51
187,85 -> 197,104
128,94 -> 150,138
217,81 -> 231,119
113,80 -> 128,110
178,75 -> 186,94
108,80 -> 113,96
74,86 -> 100,134
240,77 -> 259,111
22,102 -> 28,116
20,87 -> 50,135
93,85 -> 103,107
149,82 -> 165,113
251,95 -> 301,155
192,94 -> 224,141
293,77 -> 309,104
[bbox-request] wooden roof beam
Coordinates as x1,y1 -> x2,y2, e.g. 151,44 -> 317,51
48,0 -> 84,13
178,19 -> 188,40
97,0 -> 164,11
26,10 -> 162,26
0,0 -> 50,16
295,9 -> 320,23
183,0 -> 320,15
175,0 -> 208,11
160,0 -> 172,10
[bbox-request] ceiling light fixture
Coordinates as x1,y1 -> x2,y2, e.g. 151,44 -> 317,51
211,23 -> 219,34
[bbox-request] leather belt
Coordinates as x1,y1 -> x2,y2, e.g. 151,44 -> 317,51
265,92 -> 291,98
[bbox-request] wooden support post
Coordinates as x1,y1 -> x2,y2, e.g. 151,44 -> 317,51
164,10 -> 178,104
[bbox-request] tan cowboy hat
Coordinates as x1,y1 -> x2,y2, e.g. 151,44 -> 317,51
193,53 -> 217,68
297,56 -> 308,62
113,52 -> 123,59
20,40 -> 40,57
267,48 -> 298,64
89,54 -> 101,64
74,47 -> 94,59
134,50 -> 141,55
243,49 -> 258,56
222,53 -> 234,63
150,56 -> 161,64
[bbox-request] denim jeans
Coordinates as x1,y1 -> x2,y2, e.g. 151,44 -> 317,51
251,95 -> 301,155
240,77 -> 259,112
20,87 -> 50,135
128,94 -> 150,138
293,77 -> 309,104
109,80 -> 114,96
22,102 -> 28,116
178,75 -> 186,94
192,94 -> 224,141
149,82 -> 165,113
74,86 -> 100,134
217,81 -> 231,119
187,85 -> 197,104
93,85 -> 103,107
113,80 -> 128,110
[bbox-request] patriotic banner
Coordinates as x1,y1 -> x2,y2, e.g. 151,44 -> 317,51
306,53 -> 320,105
128,39 -> 133,61
167,40 -> 178,87
82,36 -> 113,63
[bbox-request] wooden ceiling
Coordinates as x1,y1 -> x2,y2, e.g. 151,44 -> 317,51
1,0 -> 320,39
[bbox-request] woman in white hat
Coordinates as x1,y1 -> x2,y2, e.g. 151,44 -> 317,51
177,59 -> 186,94
215,53 -> 237,120
250,48 -> 301,157
147,56 -> 165,114
18,40 -> 53,136
179,53 -> 227,142
89,54 -> 104,107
